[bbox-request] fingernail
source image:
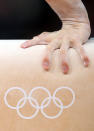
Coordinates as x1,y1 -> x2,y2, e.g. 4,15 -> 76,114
44,61 -> 49,66
84,57 -> 89,67
62,63 -> 69,74
43,60 -> 50,71
21,43 -> 27,48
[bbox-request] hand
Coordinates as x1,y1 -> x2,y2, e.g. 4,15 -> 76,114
20,21 -> 91,74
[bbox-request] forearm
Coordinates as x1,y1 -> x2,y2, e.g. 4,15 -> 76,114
45,0 -> 90,24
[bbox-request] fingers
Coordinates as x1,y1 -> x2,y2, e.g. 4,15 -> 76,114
38,32 -> 50,39
60,41 -> 69,74
20,36 -> 48,49
42,50 -> 51,71
73,41 -> 90,67
42,39 -> 60,71
20,37 -> 40,48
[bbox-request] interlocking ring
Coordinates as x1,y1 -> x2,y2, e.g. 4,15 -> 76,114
4,87 -> 27,110
4,86 -> 75,119
28,86 -> 52,109
41,96 -> 63,119
53,86 -> 75,109
17,97 -> 39,119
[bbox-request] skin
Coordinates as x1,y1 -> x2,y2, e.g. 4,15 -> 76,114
20,0 -> 91,74
0,40 -> 94,131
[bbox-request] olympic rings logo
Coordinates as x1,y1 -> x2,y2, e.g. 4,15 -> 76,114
4,86 -> 75,119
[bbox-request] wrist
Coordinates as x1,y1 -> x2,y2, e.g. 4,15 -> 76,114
61,20 -> 91,32
61,20 -> 91,34
60,20 -> 91,42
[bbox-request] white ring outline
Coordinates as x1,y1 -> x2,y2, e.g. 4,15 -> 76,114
4,87 -> 27,109
17,97 -> 39,119
53,86 -> 75,109
41,97 -> 63,119
4,86 -> 75,119
28,86 -> 51,109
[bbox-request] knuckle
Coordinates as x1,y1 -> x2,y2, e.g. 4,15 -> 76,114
60,48 -> 67,54
47,44 -> 52,51
79,45 -> 85,54
70,38 -> 81,47
33,36 -> 39,41
60,49 -> 66,54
